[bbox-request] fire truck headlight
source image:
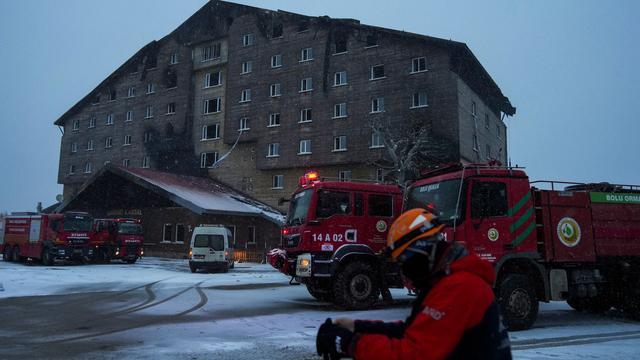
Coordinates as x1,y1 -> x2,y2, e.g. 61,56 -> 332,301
299,258 -> 310,268
295,253 -> 312,277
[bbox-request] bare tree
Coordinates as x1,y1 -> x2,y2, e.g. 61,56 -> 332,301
370,117 -> 454,188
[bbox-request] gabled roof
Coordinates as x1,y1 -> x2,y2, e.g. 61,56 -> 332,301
57,164 -> 285,225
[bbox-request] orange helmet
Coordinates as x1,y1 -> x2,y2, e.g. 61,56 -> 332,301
386,208 -> 446,262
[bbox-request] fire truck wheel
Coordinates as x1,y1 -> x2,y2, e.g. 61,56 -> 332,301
41,248 -> 54,266
306,284 -> 334,302
620,281 -> 640,319
3,246 -> 13,262
12,246 -> 21,263
333,261 -> 380,310
126,257 -> 138,264
498,274 -> 538,331
566,297 -> 587,312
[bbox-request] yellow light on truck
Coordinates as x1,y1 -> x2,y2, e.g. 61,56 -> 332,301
189,248 -> 193,258
299,258 -> 310,268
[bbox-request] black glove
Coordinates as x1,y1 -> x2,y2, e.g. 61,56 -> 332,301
316,318 -> 354,360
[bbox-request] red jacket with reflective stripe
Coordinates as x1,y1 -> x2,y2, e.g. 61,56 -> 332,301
354,254 -> 505,360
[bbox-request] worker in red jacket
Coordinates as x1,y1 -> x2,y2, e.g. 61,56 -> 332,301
316,208 -> 512,360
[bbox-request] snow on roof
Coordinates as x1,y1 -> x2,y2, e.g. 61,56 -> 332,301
66,165 -> 285,225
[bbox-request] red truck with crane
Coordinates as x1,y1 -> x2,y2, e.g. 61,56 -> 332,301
405,162 -> 640,330
268,171 -> 404,309
1,212 -> 94,265
92,218 -> 144,263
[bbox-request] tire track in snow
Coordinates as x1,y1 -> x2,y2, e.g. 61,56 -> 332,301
42,282 -> 207,344
512,330 -> 640,350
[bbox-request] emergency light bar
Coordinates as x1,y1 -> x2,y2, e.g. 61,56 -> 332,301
299,171 -> 320,187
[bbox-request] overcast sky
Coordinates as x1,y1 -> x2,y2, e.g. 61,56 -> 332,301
0,0 -> 638,213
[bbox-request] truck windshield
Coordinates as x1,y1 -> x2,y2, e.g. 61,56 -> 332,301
406,179 -> 463,223
63,215 -> 93,231
117,223 -> 143,235
193,234 -> 225,250
286,189 -> 313,226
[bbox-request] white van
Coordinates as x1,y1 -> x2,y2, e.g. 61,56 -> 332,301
188,225 -> 234,273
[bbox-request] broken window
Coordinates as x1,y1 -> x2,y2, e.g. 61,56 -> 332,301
165,123 -> 174,138
109,88 -> 117,101
92,93 -> 101,104
366,34 -> 378,47
370,65 -> 385,80
272,23 -> 283,38
165,70 -> 177,88
298,20 -> 309,32
334,34 -> 348,54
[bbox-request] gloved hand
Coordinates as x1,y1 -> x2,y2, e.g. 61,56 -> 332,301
316,318 -> 354,360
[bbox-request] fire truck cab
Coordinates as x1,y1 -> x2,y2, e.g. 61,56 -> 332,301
93,218 -> 144,263
268,172 -> 404,309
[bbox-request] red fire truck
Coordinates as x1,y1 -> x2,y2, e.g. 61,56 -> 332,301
92,218 -> 144,263
268,172 -> 404,309
405,162 -> 640,330
1,212 -> 94,265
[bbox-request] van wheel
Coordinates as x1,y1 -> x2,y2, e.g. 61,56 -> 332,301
189,263 -> 198,273
229,261 -> 235,269
4,246 -> 13,262
498,274 -> 538,331
41,248 -> 54,266
12,246 -> 21,263
333,261 -> 380,310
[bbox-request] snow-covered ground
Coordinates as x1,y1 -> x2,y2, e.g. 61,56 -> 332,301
1,257 -> 639,359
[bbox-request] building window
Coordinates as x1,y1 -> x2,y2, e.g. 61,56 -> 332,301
370,64 -> 385,80
142,156 -> 150,168
84,162 -> 93,174
122,159 -> 130,167
68,165 -> 76,175
126,110 -> 133,122
270,83 -> 282,97
127,86 -> 136,98
163,224 -> 173,242
496,123 -> 502,139
239,117 -> 250,131
376,168 -> 385,182
167,102 -> 176,115
485,113 -> 490,129
339,170 -> 352,181
267,143 -> 280,157
471,101 -> 477,116
201,152 -> 219,168
145,106 -> 153,119
143,132 -> 152,143
272,175 -> 284,189
300,108 -> 312,123
298,20 -> 309,32
268,113 -> 281,127
333,103 -> 347,118
108,89 -> 116,101
123,135 -> 132,146
146,83 -> 155,94
175,224 -> 185,243
169,51 -> 179,65
73,120 -> 80,131
412,57 -> 427,73
272,23 -> 283,38
247,226 -> 256,244
298,139 -> 311,155
105,137 -> 113,148
92,93 -> 101,104
334,71 -> 347,86
271,54 -> 282,68
204,71 -> 221,88
202,124 -> 220,140
89,117 -> 96,128
87,139 -> 94,151
366,34 -> 378,47
166,70 -> 177,88
333,136 -> 347,151
204,98 -> 221,114
371,132 -> 384,148
241,61 -> 253,74
300,77 -> 313,92
71,142 -> 78,153
334,35 -> 348,54
240,89 -> 251,103
202,43 -> 221,61
411,91 -> 428,108
371,97 -> 385,113
106,113 -> 114,125
243,33 -> 254,46
300,47 -> 314,62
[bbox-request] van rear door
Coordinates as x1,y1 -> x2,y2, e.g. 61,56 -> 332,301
192,234 -> 225,262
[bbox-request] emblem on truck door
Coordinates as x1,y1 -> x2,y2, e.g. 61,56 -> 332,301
487,228 -> 499,242
376,220 -> 387,233
557,217 -> 581,247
